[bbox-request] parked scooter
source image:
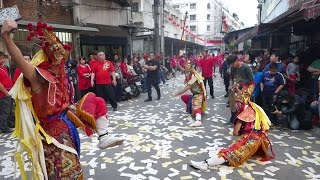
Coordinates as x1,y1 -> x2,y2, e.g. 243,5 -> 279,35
121,75 -> 142,101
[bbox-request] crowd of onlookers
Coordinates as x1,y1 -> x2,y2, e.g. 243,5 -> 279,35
220,49 -> 320,130
1,47 -> 320,133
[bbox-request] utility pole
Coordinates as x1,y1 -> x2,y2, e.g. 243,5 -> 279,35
72,0 -> 81,58
154,0 -> 160,54
160,0 -> 165,63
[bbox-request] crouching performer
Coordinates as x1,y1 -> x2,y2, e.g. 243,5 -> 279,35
173,61 -> 206,127
190,76 -> 274,171
3,19 -> 122,180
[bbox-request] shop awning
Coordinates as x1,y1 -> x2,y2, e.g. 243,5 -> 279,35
206,40 -> 224,44
222,27 -> 254,43
300,0 -> 320,20
110,0 -> 132,7
234,23 -> 274,44
17,20 -> 99,32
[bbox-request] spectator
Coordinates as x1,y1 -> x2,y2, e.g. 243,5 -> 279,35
113,58 -> 123,102
261,63 -> 286,123
12,54 -> 31,84
89,50 -> 98,68
258,50 -> 270,72
127,60 -> 137,76
222,52 -> 230,98
66,57 -> 79,102
286,56 -> 300,94
263,52 -> 285,74
307,57 -> 320,100
199,49 -> 216,99
133,56 -> 143,75
120,58 -> 131,79
227,54 -> 254,125
77,56 -> 92,97
271,90 -> 313,130
144,53 -> 161,102
252,60 -> 264,106
0,51 -> 14,133
140,54 -> 149,93
91,52 -> 118,111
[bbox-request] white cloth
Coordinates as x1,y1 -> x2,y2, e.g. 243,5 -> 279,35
96,116 -> 109,136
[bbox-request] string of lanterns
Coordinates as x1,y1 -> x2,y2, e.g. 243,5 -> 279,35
167,16 -> 205,42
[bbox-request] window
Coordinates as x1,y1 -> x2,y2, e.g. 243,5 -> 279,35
207,14 -> 210,20
132,3 -> 139,12
207,3 -> 210,9
190,3 -> 196,9
207,25 -> 210,31
173,5 -> 179,9
190,15 -> 196,21
190,26 -> 196,31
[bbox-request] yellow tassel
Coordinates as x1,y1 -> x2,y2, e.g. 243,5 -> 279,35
250,102 -> 271,131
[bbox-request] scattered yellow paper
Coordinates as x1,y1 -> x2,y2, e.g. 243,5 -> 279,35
304,146 -> 312,149
180,176 -> 193,180
173,159 -> 182,164
162,161 -> 173,168
302,150 -> 308,155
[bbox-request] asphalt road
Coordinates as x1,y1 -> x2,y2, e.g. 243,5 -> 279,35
0,74 -> 320,180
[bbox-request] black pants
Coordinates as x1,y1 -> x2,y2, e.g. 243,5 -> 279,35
0,96 -> 14,131
80,88 -> 91,98
146,77 -> 161,99
113,82 -> 123,101
223,77 -> 230,93
203,77 -> 214,97
95,84 -> 117,108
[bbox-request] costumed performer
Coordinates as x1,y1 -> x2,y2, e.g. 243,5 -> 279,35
173,60 -> 206,127
189,55 -> 274,171
2,19 -> 123,180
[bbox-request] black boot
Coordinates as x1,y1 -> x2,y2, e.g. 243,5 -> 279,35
230,112 -> 237,124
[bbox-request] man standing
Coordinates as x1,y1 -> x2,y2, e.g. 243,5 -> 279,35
0,51 -> 13,133
144,53 -> 161,102
91,52 -> 118,111
227,55 -> 254,124
308,58 -> 320,100
222,52 -> 230,98
199,49 -> 216,99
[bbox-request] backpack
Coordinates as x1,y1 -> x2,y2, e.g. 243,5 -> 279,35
299,110 -> 314,130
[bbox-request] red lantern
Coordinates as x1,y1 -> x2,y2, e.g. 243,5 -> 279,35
168,16 -> 173,21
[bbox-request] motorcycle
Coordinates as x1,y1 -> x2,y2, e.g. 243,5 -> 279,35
121,75 -> 142,101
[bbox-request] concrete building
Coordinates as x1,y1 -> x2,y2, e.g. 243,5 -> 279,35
1,0 -> 98,58
130,0 -> 204,56
168,0 -> 244,51
73,0 -> 133,59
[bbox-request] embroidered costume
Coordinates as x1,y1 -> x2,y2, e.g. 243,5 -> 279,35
190,83 -> 274,170
176,61 -> 206,127
181,70 -> 206,116
217,84 -> 274,167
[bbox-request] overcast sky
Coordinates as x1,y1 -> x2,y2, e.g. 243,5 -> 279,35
221,0 -> 258,27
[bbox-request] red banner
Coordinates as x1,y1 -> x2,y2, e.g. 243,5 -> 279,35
304,3 -> 320,20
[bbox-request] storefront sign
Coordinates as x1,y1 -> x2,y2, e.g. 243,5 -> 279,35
304,3 -> 320,20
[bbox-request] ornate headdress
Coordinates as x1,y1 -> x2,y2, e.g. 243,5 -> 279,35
26,22 -> 72,65
184,60 -> 193,70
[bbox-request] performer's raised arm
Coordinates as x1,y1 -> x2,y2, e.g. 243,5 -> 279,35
1,20 -> 38,83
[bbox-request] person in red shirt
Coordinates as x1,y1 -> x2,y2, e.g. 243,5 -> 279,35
77,56 -> 92,97
89,50 -> 98,68
91,52 -> 118,111
12,55 -> 31,84
199,49 -> 216,98
0,51 -> 14,133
